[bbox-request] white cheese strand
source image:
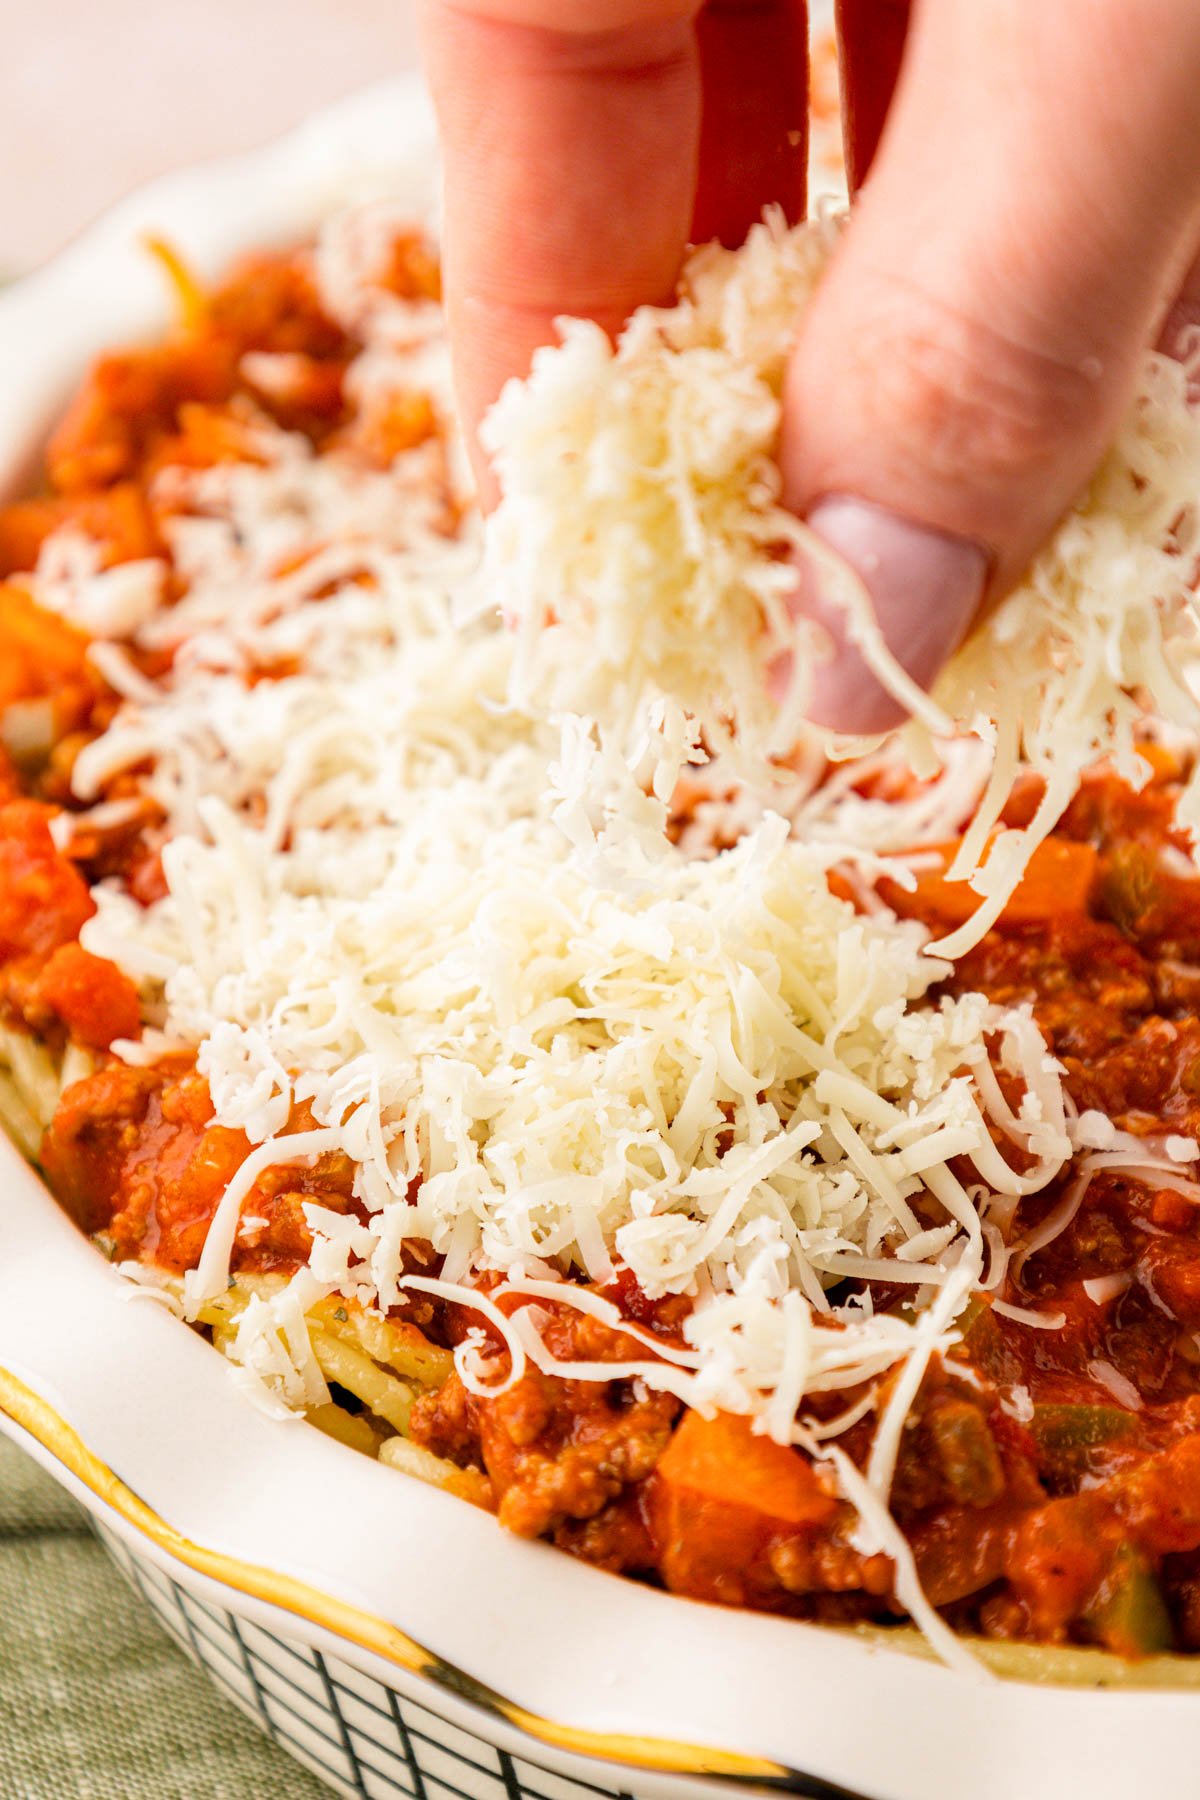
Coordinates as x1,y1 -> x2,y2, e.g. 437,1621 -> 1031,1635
865,1261 -> 976,1502
817,1441 -> 992,1683
401,1275 -> 529,1398
184,1129 -> 341,1314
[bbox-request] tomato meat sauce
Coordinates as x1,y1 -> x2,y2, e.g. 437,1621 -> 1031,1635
408,759 -> 1200,1656
10,237 -> 1200,1660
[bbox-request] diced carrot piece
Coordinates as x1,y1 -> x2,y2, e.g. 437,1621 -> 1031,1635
0,800 -> 94,960
646,1411 -> 835,1603
145,402 -> 270,475
0,500 -> 71,578
46,342 -> 240,492
31,942 -> 141,1050
75,481 -> 162,564
655,1410 -> 835,1523
1136,1238 -> 1200,1325
379,233 -> 442,304
47,350 -> 167,491
825,867 -> 857,908
1151,1189 -> 1195,1233
207,250 -> 346,360
345,390 -> 437,466
1134,741 -> 1186,786
882,835 -> 1098,928
0,483 -> 159,579
0,585 -> 92,705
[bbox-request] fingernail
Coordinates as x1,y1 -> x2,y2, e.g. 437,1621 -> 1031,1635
776,495 -> 987,735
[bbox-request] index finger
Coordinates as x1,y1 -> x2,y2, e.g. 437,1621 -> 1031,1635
418,1 -> 704,500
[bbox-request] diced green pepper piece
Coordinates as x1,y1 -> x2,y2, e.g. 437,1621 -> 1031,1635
1030,1404 -> 1138,1483
929,1398 -> 1004,1507
1098,843 -> 1163,939
952,1298 -> 1022,1386
1086,1547 -> 1174,1659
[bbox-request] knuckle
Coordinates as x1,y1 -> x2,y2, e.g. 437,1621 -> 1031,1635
852,276 -> 1108,489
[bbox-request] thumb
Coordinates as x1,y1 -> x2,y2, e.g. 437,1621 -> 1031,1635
782,0 -> 1200,732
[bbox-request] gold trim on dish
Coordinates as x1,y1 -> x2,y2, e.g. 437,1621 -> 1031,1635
5,1358 -> 1200,1800
0,1364 -> 800,1790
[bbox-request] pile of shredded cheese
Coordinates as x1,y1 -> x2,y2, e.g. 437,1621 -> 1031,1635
36,206 -> 1073,1448
483,211 -> 1200,954
480,212 -> 837,765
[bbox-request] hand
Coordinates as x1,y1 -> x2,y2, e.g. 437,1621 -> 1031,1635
419,0 -> 1200,731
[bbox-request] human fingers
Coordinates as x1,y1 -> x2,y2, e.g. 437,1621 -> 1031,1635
418,1 -> 703,501
780,0 -> 1200,732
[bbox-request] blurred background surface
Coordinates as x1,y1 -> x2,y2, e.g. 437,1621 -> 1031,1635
1,0 -> 419,273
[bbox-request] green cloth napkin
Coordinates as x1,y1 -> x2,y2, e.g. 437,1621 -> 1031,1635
0,1436 -> 332,1798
